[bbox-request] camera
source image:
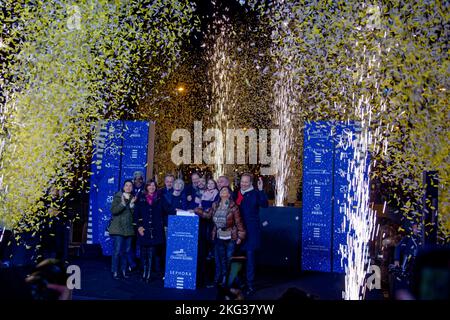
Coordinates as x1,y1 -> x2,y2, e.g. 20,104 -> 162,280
25,259 -> 68,300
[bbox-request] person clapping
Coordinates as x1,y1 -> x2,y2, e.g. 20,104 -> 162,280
109,180 -> 137,280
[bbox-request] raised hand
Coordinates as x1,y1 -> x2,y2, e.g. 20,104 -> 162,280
257,177 -> 263,191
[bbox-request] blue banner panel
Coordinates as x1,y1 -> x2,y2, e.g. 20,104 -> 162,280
164,215 -> 199,290
89,120 -> 150,255
120,121 -> 150,184
332,121 -> 360,273
88,121 -> 123,255
301,121 -> 334,272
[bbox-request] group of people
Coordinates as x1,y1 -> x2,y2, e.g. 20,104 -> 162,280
108,171 -> 268,295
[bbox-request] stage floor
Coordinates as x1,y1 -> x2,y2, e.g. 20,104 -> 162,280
70,256 -> 348,300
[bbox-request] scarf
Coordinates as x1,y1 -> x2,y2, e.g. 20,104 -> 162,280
240,186 -> 254,195
236,186 -> 254,206
202,189 -> 218,202
146,192 -> 156,205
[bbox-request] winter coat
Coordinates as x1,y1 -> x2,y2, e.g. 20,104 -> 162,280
196,200 -> 246,242
108,192 -> 135,237
134,194 -> 175,246
233,189 -> 268,250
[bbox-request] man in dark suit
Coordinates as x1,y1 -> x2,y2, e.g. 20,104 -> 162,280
233,173 -> 268,295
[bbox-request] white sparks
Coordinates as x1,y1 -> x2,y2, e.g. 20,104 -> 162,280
207,16 -> 236,179
271,0 -> 298,206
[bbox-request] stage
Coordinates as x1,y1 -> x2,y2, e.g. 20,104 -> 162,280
69,256 -> 347,300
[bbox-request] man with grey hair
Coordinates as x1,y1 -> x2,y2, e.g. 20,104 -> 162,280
170,179 -> 188,211
159,173 -> 175,206
127,170 -> 145,273
132,171 -> 145,198
185,172 -> 201,209
217,175 -> 230,190
214,175 -> 231,202
155,173 -> 175,276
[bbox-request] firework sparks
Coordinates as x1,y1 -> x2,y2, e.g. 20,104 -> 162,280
207,15 -> 237,179
341,91 -> 384,299
339,4 -> 386,300
273,68 -> 296,206
270,0 -> 298,206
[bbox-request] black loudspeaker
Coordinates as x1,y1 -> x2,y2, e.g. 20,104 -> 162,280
258,206 -> 302,269
422,171 -> 438,245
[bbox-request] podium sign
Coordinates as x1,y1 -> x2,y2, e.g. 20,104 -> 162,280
164,215 -> 199,290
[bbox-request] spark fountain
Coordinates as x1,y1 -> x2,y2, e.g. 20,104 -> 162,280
264,0 -> 383,297
0,89 -> 14,230
206,14 -> 237,179
270,1 -> 298,207
272,67 -> 296,206
340,101 -> 378,300
341,35 -> 385,299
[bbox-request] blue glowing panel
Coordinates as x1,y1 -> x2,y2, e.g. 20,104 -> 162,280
301,121 -> 334,272
89,121 -> 123,255
89,120 -> 150,255
120,121 -> 149,184
332,121 -> 360,273
164,215 -> 199,290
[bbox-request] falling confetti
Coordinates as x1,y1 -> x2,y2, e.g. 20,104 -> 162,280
0,0 -> 197,232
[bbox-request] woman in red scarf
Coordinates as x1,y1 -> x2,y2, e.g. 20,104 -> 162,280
134,180 -> 175,282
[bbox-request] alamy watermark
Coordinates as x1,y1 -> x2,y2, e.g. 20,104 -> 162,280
171,121 -> 280,175
66,264 -> 81,290
366,265 -> 381,291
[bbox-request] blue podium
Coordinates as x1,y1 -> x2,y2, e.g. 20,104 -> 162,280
164,214 -> 199,290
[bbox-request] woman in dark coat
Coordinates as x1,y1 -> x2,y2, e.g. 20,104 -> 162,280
233,173 -> 268,294
135,180 -> 175,282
